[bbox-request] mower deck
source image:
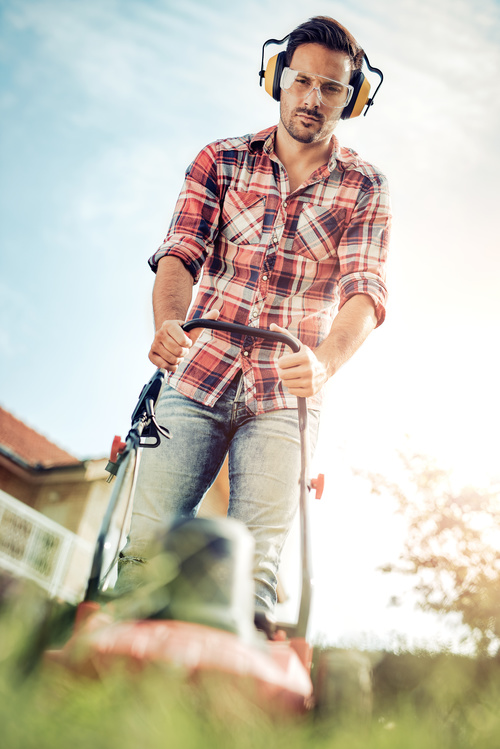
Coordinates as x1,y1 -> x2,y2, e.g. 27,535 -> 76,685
46,601 -> 314,715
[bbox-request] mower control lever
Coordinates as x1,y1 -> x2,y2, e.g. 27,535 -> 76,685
131,368 -> 166,426
311,474 -> 325,499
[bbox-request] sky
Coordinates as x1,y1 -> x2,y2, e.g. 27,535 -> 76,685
1,0 -> 499,649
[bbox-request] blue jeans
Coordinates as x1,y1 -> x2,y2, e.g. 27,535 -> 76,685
119,373 -> 320,612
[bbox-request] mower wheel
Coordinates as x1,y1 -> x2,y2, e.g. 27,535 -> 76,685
313,648 -> 373,722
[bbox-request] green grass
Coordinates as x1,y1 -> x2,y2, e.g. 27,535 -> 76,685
2,580 -> 500,749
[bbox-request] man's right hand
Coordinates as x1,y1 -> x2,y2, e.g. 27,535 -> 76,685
148,309 -> 220,372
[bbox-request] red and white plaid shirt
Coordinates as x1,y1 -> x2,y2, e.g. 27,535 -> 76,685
149,126 -> 391,413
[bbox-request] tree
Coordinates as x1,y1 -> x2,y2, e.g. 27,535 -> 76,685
357,452 -> 500,655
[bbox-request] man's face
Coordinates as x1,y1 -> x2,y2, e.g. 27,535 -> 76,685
279,43 -> 352,145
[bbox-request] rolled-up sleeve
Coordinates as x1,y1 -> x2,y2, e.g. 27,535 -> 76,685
337,173 -> 391,326
149,143 -> 221,281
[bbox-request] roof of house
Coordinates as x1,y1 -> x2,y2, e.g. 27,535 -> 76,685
0,406 -> 81,469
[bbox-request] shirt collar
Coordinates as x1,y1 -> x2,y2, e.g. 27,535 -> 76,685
249,126 -> 278,154
249,126 -> 355,172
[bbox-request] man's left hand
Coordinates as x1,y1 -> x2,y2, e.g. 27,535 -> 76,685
270,324 -> 328,398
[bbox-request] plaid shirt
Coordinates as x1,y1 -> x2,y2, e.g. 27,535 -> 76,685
149,126 -> 391,413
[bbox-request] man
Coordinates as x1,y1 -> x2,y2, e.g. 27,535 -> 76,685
118,17 -> 391,615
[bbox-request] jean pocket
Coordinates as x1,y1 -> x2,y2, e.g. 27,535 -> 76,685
220,190 -> 266,245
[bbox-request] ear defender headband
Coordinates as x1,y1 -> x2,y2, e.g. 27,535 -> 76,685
259,35 -> 384,119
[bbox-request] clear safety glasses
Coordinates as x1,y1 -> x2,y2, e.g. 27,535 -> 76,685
280,67 -> 354,109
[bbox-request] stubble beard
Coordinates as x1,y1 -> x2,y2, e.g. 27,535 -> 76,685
280,103 -> 339,145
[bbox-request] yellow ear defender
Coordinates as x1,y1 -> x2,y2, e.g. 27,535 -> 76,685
259,37 -> 383,119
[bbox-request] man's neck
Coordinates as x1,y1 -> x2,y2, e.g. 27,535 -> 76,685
274,124 -> 333,193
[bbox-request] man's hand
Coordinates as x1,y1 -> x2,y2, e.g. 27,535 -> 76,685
271,296 -> 377,397
149,309 -> 220,371
270,323 -> 329,398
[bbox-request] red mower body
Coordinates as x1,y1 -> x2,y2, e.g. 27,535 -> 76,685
47,600 -> 314,715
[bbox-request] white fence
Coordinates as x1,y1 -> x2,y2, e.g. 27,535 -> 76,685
0,489 -> 93,603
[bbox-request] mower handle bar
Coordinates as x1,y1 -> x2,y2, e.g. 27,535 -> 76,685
128,320 -> 300,432
86,318 -> 313,639
182,318 -> 301,354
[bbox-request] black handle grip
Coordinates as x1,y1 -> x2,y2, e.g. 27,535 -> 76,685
182,318 -> 300,354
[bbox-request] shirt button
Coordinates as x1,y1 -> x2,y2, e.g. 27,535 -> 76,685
252,311 -> 258,318
262,274 -> 268,281
243,351 -> 249,357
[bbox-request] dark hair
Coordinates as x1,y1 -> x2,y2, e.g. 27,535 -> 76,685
285,16 -> 364,72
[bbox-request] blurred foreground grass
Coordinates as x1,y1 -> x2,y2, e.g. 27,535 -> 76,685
2,578 -> 500,749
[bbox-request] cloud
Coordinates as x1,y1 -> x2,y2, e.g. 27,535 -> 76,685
1,0 -> 270,131
374,0 -> 500,136
0,280 -> 35,358
1,0 -> 499,462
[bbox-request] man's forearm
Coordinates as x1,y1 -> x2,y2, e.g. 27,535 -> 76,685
152,256 -> 194,329
314,294 -> 378,378
274,293 -> 378,398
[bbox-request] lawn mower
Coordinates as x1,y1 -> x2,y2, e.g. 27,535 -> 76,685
45,319 -> 341,716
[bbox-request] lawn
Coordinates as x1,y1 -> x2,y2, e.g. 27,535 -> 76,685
2,579 -> 500,749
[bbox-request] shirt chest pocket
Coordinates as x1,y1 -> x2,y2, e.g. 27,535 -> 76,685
219,190 -> 266,245
292,204 -> 346,262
